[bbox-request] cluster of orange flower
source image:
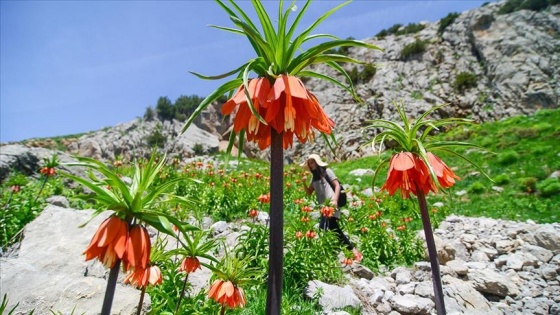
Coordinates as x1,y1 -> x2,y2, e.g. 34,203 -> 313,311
208,279 -> 246,309
84,216 -> 160,288
39,166 -> 56,177
222,75 -> 335,150
257,193 -> 270,203
180,256 -> 202,273
382,152 -> 459,198
248,209 -> 258,218
320,206 -> 335,218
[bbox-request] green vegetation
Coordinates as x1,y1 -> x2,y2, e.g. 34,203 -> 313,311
400,39 -> 428,60
376,22 -> 426,38
145,94 -> 227,123
348,63 -> 377,85
498,0 -> 555,14
2,108 -> 559,313
453,71 -> 478,92
438,12 -> 460,36
146,125 -> 166,148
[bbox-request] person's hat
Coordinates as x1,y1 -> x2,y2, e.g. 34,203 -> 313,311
299,154 -> 328,168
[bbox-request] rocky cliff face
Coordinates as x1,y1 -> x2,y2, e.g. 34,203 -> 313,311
279,2 -> 559,162
14,2 -> 559,165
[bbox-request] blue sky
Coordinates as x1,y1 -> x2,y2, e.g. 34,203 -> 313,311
1,0 -> 491,143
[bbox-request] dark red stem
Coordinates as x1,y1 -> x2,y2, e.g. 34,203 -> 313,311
266,130 -> 283,315
416,185 -> 446,315
101,259 -> 121,315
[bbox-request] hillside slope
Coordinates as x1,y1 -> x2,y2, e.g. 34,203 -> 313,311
14,2 -> 560,163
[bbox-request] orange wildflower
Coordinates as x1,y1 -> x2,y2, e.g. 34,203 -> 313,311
341,258 -> 353,266
300,216 -> 310,223
301,205 -> 312,213
180,256 -> 201,273
257,193 -> 270,204
320,206 -> 335,218
381,152 -> 434,198
83,215 -> 128,268
208,280 -> 246,309
124,225 -> 151,270
295,231 -> 303,239
266,75 -> 335,148
40,167 -> 56,177
222,77 -> 272,150
124,265 -> 162,288
248,209 -> 258,218
426,152 -> 460,189
221,75 -> 335,150
305,230 -> 316,239
11,185 -> 21,193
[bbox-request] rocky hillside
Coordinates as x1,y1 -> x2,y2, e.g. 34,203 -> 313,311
12,1 -> 560,164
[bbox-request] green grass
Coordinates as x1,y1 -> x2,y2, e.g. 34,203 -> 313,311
334,108 -> 560,224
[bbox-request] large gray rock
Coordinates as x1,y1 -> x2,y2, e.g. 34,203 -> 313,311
0,205 -> 150,314
0,144 -> 83,182
305,280 -> 361,312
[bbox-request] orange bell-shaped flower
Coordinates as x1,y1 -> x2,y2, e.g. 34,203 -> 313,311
266,75 -> 334,148
381,152 -> 434,198
221,75 -> 334,150
180,256 -> 201,273
124,265 -> 162,288
124,225 -> 151,270
426,152 -> 460,189
208,280 -> 246,309
83,215 -> 128,268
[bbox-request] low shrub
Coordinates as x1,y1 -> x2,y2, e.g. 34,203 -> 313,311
453,72 -> 478,92
537,178 -> 560,197
349,63 -> 377,85
497,150 -> 520,165
518,177 -> 538,193
493,174 -> 511,185
146,128 -> 166,148
192,143 -> 205,155
498,0 -> 551,14
400,39 -> 427,60
438,12 -> 460,35
377,23 -> 425,38
468,181 -> 486,194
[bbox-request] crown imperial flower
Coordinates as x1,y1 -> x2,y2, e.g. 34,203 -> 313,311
83,215 -> 128,268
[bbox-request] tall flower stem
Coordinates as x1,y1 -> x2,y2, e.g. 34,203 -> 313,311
33,177 -> 48,205
416,184 -> 446,315
266,130 -> 284,315
101,259 -> 122,315
136,286 -> 146,315
3,192 -> 14,210
175,273 -> 190,315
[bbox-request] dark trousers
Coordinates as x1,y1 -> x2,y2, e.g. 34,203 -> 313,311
319,216 -> 354,250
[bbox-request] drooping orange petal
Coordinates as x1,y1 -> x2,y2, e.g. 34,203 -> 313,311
217,280 -> 234,299
392,152 -> 415,171
208,280 -> 223,299
125,225 -> 151,270
149,266 -> 162,285
286,75 -> 308,99
221,86 -> 246,115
